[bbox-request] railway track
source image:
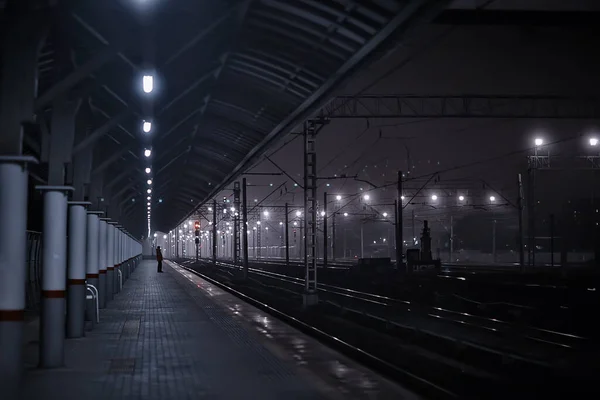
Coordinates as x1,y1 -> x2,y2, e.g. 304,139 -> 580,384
177,258 -> 596,398
207,259 -> 586,351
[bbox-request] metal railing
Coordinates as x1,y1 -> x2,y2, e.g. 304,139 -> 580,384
26,231 -> 43,312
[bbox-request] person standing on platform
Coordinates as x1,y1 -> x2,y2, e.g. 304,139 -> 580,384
156,246 -> 163,273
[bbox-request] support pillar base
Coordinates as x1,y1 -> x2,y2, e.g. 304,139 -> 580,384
66,283 -> 86,338
0,321 -> 23,400
39,297 -> 66,368
302,292 -> 319,308
106,269 -> 114,301
0,156 -> 37,400
85,277 -> 99,324
98,273 -> 106,309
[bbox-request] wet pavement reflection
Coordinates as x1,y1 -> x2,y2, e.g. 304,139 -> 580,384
170,262 -> 420,400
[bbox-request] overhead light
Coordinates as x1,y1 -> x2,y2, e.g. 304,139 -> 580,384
145,167 -> 151,174
147,189 -> 152,194
534,137 -> 543,147
431,194 -> 438,201
158,199 -> 163,203
147,179 -> 152,185
382,212 -> 388,217
320,211 -> 326,217
343,212 -> 348,217
295,211 -> 302,217
590,137 -> 599,146
459,195 -> 465,201
263,210 -> 269,216
142,121 -> 152,133
144,149 -> 152,157
142,75 -> 153,93
363,194 -> 370,201
147,196 -> 151,200
489,196 -> 496,202
335,195 -> 342,201
230,207 -> 235,212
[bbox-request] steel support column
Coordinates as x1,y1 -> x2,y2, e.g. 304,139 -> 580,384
66,201 -> 91,338
396,171 -> 404,271
86,211 -> 102,322
0,157 -> 37,399
285,203 -> 290,266
257,209 -> 262,259
37,186 -> 74,368
323,192 -> 328,268
107,222 -> 116,299
242,178 -> 249,278
517,173 -> 525,271
98,219 -> 108,308
303,121 -> 318,307
212,200 -> 217,264
233,181 -> 241,264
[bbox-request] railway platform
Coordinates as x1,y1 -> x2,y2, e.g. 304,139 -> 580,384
20,260 -> 415,400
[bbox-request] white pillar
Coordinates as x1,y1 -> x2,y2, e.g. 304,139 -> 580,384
0,156 -> 37,397
37,186 -> 73,368
97,219 -> 107,308
66,201 -> 90,338
106,222 -> 115,300
86,212 -> 101,322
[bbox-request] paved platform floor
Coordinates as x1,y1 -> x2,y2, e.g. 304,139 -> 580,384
21,260 -> 417,400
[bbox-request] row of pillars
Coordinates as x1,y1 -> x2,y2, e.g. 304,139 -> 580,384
0,158 -> 142,400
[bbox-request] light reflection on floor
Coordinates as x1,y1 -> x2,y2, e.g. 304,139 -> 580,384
168,262 -> 421,399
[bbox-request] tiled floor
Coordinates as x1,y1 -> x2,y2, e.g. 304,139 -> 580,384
21,260 -> 416,400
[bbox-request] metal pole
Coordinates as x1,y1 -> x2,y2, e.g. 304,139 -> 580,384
87,213 -> 100,309
449,215 -> 453,263
242,178 -> 249,278
527,165 -> 536,267
212,199 -> 217,264
343,228 -> 347,259
323,192 -> 328,267
38,186 -> 71,368
67,202 -> 89,338
492,219 -> 497,264
98,219 -> 107,309
233,181 -> 241,264
550,213 -> 555,267
0,157 -> 36,398
285,203 -> 290,266
517,173 -> 525,270
106,223 -> 115,299
396,171 -> 404,270
360,219 -> 364,259
332,212 -> 336,261
412,209 -> 415,244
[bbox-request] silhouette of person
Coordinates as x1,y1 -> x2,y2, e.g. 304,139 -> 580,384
156,246 -> 163,273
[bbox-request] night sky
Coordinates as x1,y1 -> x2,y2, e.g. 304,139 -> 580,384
220,6 -> 600,216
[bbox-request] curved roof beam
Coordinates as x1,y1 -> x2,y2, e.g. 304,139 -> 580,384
162,5 -> 237,67
159,66 -> 220,115
234,52 -> 321,88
